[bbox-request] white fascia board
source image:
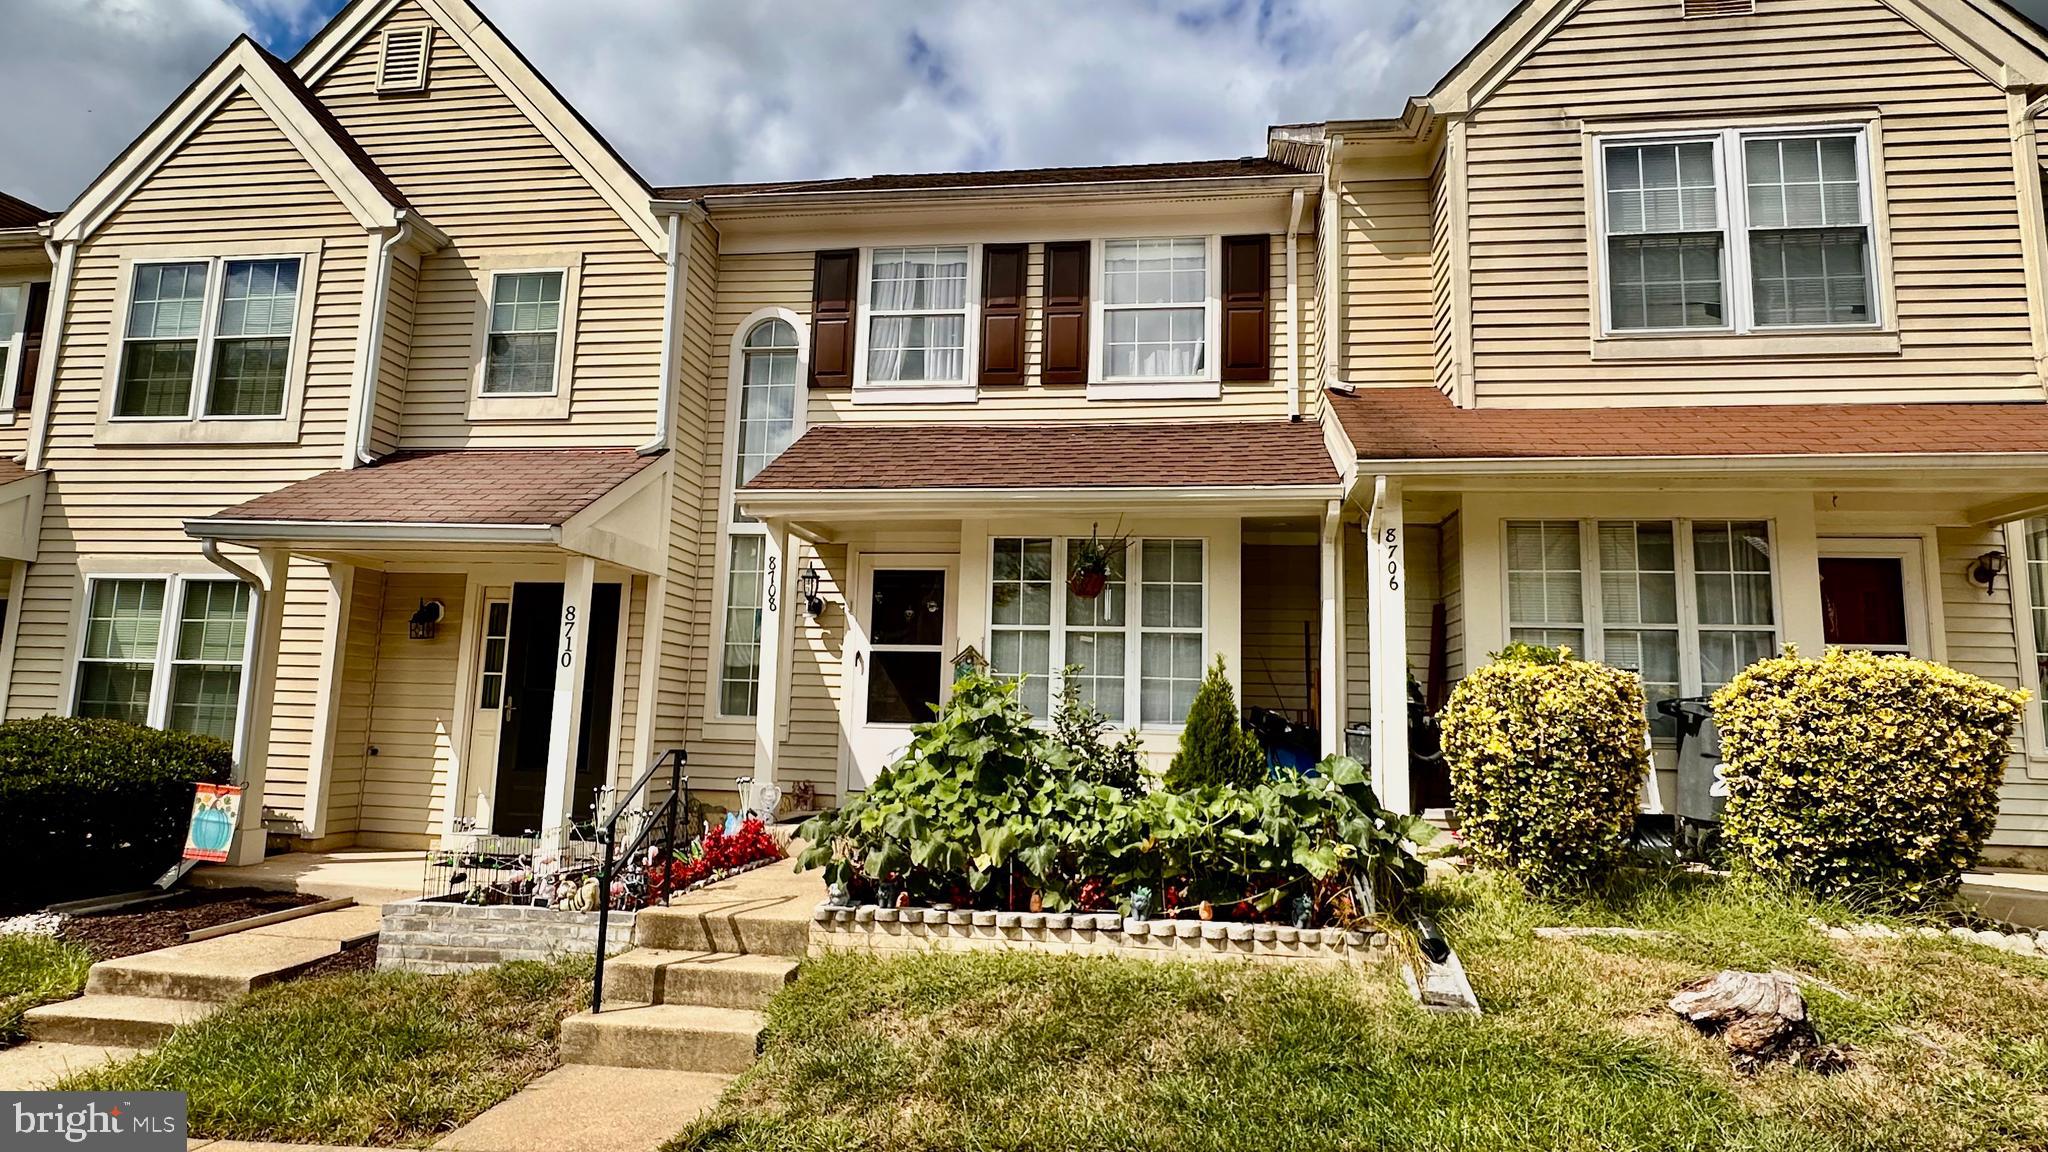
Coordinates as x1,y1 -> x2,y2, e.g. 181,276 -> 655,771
1354,451 -> 2048,475
736,483 -> 1345,521
699,174 -> 1322,216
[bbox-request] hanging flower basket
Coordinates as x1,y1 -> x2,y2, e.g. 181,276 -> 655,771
1067,526 -> 1130,600
1067,569 -> 1108,600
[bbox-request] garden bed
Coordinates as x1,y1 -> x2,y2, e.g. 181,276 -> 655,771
57,887 -> 323,961
811,903 -> 1394,965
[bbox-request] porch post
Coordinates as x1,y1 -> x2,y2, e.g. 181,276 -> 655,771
751,520 -> 793,800
1318,498 -> 1346,758
225,547 -> 290,866
542,554 -> 598,849
1365,476 -> 1412,813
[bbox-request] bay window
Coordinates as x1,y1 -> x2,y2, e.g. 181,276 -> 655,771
987,536 -> 1204,727
1597,126 -> 1876,335
115,256 -> 302,419
864,246 -> 969,386
1506,519 -> 1777,736
76,575 -> 251,745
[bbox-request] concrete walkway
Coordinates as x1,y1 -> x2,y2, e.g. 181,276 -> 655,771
189,849 -> 426,907
1964,868 -> 2048,929
0,1040 -> 141,1089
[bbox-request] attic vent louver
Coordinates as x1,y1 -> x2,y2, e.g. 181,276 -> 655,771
1682,0 -> 1755,15
376,27 -> 431,93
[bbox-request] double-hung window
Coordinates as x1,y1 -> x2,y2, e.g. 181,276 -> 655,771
115,257 -> 302,419
1598,126 -> 1877,335
864,246 -> 969,387
986,536 -> 1205,727
0,281 -> 33,404
482,271 -> 565,395
75,575 -> 252,746
1506,519 -> 1777,736
1099,237 -> 1210,381
716,316 -> 804,719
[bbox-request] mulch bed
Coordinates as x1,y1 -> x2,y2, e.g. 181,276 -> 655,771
292,938 -> 379,980
58,887 -> 323,962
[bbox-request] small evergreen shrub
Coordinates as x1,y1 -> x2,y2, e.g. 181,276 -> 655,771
1712,646 -> 2024,907
1439,646 -> 1650,890
0,717 -> 232,908
1163,656 -> 1266,791
1053,672 -> 1147,793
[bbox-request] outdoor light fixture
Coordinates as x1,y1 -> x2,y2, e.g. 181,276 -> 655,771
1968,550 -> 2008,597
798,562 -> 825,617
409,599 -> 445,639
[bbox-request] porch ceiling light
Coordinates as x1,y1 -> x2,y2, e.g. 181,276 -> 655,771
798,562 -> 826,618
1968,550 -> 2008,598
409,598 -> 445,639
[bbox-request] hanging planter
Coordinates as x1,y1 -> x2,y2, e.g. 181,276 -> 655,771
1067,525 -> 1130,600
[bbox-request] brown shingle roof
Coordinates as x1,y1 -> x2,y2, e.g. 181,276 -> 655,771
203,449 -> 658,527
1329,387 -> 2048,461
656,157 -> 1312,201
742,421 -> 1340,491
0,191 -> 49,230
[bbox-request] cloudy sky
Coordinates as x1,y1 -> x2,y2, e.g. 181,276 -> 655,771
6,0 -> 2048,212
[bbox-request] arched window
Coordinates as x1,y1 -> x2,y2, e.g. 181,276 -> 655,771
735,318 -> 799,494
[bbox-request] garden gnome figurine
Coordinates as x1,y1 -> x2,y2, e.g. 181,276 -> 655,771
1291,893 -> 1314,929
828,881 -> 851,908
1129,886 -> 1153,921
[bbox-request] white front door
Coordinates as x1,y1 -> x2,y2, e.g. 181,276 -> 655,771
462,590 -> 513,827
843,555 -> 956,793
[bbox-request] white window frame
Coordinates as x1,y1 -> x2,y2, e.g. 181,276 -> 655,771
2002,520 -> 2048,770
851,243 -> 980,405
0,276 -> 35,428
707,307 -> 809,728
1501,518 -> 1782,741
466,252 -> 582,422
70,573 -> 255,758
477,267 -> 569,398
1592,124 -> 1882,338
1088,234 -> 1223,400
983,535 -> 1209,731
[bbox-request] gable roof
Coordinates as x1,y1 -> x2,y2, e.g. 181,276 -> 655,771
0,192 -> 49,230
50,37 -> 415,245
195,448 -> 660,529
656,157 -> 1316,203
1428,0 -> 2048,116
292,0 -> 666,253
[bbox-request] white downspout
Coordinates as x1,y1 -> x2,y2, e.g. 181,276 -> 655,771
1286,187 -> 1305,422
199,539 -> 267,775
639,210 -> 694,456
350,223 -> 411,467
24,238 -> 76,472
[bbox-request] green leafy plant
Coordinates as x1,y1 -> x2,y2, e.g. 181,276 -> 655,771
1053,670 -> 1147,794
1163,656 -> 1266,791
1712,646 -> 2025,908
1438,646 -> 1650,892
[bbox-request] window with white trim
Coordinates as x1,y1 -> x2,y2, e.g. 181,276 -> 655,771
715,315 -> 806,718
1505,519 -> 1777,737
76,575 -> 251,744
0,284 -> 25,399
115,257 -> 301,420
482,271 -> 565,395
866,246 -> 968,385
987,536 -> 1204,727
719,535 -> 769,717
2019,519 -> 2048,743
1100,237 -> 1210,380
1597,127 -> 1876,334
734,319 -> 799,497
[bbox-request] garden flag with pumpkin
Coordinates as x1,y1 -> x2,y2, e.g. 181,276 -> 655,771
183,783 -> 242,862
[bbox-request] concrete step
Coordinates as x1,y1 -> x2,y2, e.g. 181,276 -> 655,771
84,934 -> 340,1002
603,949 -> 798,1011
558,1003 -> 764,1073
23,995 -> 217,1048
632,904 -> 810,958
432,1065 -> 733,1151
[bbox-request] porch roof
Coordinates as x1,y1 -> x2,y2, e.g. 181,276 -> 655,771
741,419 -> 1343,493
1329,388 -> 2048,465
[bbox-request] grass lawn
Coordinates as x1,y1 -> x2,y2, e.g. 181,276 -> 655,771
0,933 -> 92,1046
669,869 -> 2048,1152
62,956 -> 590,1147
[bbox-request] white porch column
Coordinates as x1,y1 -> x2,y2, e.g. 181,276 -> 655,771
752,520 -> 794,799
542,554 -> 597,848
1365,476 -> 1412,813
225,547 -> 290,866
1318,499 -> 1346,758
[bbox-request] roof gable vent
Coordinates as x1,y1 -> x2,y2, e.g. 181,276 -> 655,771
1682,0 -> 1755,16
376,27 -> 431,94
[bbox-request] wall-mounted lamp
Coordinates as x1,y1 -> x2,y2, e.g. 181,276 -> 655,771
797,562 -> 826,617
1968,550 -> 2008,598
409,598 -> 445,639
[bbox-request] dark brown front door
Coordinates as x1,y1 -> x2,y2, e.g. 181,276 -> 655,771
1819,556 -> 1910,654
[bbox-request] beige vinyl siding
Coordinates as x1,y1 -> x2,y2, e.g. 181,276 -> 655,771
356,571 -> 464,847
1430,150 -> 1457,398
782,541 -> 846,803
613,574 -> 644,787
322,566 -> 385,838
1937,525 -> 2048,849
1345,528 -> 1369,728
370,248 -> 418,457
1463,0 -> 2040,407
262,557 -> 339,822
1342,178 -> 1435,387
1242,542 -> 1317,717
311,0 -> 666,449
1439,511 -> 1465,683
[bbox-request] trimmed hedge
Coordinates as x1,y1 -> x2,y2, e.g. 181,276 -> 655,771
1439,644 -> 1650,891
0,717 -> 232,908
1712,647 -> 2023,907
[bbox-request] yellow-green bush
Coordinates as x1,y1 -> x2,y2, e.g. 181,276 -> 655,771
1439,645 -> 1650,890
1712,646 -> 2024,907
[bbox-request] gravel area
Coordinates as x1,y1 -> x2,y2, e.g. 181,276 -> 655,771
57,888 -> 322,961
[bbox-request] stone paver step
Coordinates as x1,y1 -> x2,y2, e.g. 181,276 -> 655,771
558,1003 -> 764,1073
22,994 -> 217,1048
85,933 -> 340,1002
603,948 -> 798,1010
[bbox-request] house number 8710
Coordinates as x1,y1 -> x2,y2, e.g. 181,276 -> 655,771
559,604 -> 576,668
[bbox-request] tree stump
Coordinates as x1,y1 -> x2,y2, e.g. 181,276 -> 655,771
1668,970 -> 1851,1074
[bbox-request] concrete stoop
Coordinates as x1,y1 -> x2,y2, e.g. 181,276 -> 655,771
602,949 -> 798,1011
559,1003 -> 765,1073
14,995 -> 215,1048
631,904 -> 812,957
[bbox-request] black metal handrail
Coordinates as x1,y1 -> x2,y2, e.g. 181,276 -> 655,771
591,747 -> 688,1014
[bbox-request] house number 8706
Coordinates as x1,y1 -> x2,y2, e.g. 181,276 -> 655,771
1380,527 -> 1402,593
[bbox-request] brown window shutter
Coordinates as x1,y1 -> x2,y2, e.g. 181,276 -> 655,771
13,281 -> 49,411
1220,234 -> 1270,383
809,249 -> 857,388
1041,240 -> 1089,386
979,244 -> 1026,385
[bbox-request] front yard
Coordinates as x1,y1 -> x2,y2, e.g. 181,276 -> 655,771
669,868 -> 2048,1152
0,932 -> 90,1045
